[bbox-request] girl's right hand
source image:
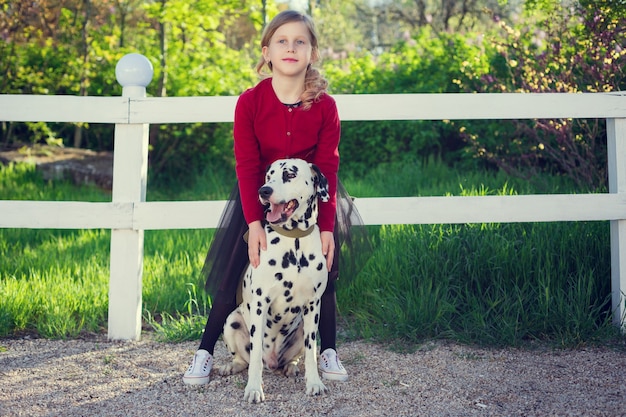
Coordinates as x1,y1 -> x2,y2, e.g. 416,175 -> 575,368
247,221 -> 266,268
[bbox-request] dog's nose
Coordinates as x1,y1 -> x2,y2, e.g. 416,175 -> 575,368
259,186 -> 273,199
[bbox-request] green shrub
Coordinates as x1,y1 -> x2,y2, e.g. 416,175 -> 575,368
325,27 -> 489,173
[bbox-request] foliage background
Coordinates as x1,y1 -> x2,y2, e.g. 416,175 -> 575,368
1,0 -> 624,188
1,0 -> 625,344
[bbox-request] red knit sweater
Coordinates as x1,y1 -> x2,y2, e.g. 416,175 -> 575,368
233,78 -> 340,232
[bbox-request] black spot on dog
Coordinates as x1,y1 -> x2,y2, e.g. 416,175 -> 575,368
250,325 -> 256,337
299,254 -> 309,267
275,272 -> 283,281
269,259 -> 277,266
246,343 -> 252,353
316,262 -> 324,271
256,308 -> 262,316
314,313 -> 319,324
283,281 -> 293,289
256,288 -> 263,296
271,236 -> 280,245
282,251 -> 297,268
284,290 -> 290,297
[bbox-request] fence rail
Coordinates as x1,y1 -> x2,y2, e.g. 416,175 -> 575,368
1,54 -> 625,340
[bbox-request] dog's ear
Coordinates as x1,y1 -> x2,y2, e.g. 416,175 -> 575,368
309,163 -> 330,202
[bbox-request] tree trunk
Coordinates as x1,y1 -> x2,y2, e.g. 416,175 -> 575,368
149,0 -> 168,155
74,0 -> 91,149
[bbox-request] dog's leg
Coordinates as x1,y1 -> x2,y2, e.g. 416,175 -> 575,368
279,322 -> 305,377
303,298 -> 327,395
243,287 -> 268,403
218,308 -> 249,376
282,346 -> 304,377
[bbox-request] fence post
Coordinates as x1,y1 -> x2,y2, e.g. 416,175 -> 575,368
108,53 -> 153,340
608,117 -> 626,330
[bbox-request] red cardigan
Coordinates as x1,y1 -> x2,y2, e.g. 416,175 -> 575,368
233,78 -> 340,232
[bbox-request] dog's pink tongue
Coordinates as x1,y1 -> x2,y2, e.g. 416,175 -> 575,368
266,203 -> 284,223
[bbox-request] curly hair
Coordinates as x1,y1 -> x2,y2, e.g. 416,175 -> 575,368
255,10 -> 328,110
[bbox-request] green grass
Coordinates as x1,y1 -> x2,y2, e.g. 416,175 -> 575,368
338,221 -> 614,347
0,161 -> 621,348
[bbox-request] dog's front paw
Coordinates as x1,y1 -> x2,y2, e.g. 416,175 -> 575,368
244,384 -> 265,403
306,378 -> 328,396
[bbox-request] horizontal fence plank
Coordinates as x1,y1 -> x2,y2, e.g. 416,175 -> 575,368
0,201 -> 133,229
0,95 -> 129,123
129,96 -> 239,124
5,92 -> 624,124
133,201 -> 227,229
1,194 -> 624,231
335,92 -> 626,121
354,193 -> 626,225
125,92 -> 626,123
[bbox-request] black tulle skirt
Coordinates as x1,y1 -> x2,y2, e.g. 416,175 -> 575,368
201,181 -> 369,303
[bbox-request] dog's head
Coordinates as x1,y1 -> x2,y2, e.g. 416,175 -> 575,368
259,158 -> 329,229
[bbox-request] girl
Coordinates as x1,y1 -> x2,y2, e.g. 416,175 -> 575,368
183,9 -> 359,385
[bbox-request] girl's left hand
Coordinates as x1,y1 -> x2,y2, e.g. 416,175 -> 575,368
320,231 -> 335,271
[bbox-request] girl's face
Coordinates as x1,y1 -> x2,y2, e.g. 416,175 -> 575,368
262,21 -> 314,78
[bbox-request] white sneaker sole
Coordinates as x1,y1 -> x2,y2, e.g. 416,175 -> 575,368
182,375 -> 210,385
321,371 -> 349,382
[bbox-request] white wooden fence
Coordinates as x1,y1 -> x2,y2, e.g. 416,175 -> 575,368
1,53 -> 625,341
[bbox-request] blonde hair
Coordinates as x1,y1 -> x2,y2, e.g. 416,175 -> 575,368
255,10 -> 328,110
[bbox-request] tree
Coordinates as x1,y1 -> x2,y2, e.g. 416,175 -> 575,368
351,0 -> 522,51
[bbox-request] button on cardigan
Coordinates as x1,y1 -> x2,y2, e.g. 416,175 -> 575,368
233,77 -> 340,232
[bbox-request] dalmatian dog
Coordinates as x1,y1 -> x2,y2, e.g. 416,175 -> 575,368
218,158 -> 331,403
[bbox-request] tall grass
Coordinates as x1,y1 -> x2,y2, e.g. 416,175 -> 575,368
338,221 -> 613,347
0,161 -> 620,347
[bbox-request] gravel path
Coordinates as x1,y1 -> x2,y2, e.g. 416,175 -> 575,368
1,335 -> 625,417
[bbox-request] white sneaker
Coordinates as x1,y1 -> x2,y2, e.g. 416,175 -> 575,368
183,349 -> 213,385
319,348 -> 349,381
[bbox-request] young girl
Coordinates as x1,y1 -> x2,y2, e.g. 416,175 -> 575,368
183,9 -> 360,385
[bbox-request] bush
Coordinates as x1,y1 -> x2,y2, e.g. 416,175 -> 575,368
325,27 -> 489,173
457,5 -> 626,190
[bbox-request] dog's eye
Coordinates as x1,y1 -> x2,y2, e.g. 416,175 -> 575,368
282,171 -> 296,182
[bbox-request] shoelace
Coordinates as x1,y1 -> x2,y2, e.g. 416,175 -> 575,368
189,353 -> 211,373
